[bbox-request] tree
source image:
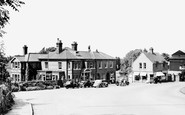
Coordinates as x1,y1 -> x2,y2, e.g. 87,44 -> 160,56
0,0 -> 25,37
115,57 -> 121,70
39,47 -> 56,54
121,49 -> 142,74
162,53 -> 170,61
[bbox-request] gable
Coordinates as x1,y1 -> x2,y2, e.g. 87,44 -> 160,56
10,57 -> 21,63
172,50 -> 185,57
133,53 -> 152,65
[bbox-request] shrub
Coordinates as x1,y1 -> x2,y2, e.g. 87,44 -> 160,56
26,86 -> 41,91
11,85 -> 19,92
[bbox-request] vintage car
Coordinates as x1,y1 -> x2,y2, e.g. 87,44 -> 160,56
93,80 -> 108,88
64,80 -> 79,89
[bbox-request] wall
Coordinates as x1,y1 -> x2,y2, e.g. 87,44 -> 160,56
132,53 -> 153,72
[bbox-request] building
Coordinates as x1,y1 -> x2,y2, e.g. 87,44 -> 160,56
169,50 -> 185,81
8,39 -> 116,83
132,48 -> 168,82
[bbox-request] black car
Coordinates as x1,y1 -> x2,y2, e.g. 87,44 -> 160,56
84,80 -> 94,88
64,81 -> 79,89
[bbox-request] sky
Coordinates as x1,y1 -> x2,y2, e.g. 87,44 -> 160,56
1,0 -> 185,58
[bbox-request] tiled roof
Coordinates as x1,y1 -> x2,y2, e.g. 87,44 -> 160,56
16,56 -> 26,62
143,52 -> 166,63
24,53 -> 48,62
38,47 -> 115,60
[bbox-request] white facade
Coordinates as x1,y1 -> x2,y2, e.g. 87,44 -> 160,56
38,61 -> 71,81
9,58 -> 22,83
132,53 -> 154,82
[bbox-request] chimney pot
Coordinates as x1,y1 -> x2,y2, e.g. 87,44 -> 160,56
88,45 -> 91,52
56,38 -> 63,53
149,47 -> 154,54
71,41 -> 78,51
23,45 -> 28,55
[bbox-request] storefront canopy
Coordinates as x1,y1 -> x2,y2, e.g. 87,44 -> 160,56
156,72 -> 164,76
133,72 -> 140,76
140,72 -> 147,76
168,71 -> 181,75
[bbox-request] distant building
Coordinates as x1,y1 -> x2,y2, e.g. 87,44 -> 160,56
169,50 -> 185,81
8,39 -> 116,83
132,48 -> 168,82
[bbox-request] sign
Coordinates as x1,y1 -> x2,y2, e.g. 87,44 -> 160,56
179,66 -> 185,70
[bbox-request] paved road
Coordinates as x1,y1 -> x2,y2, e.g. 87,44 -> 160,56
13,82 -> 185,115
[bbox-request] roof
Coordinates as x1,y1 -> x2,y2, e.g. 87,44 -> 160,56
38,47 -> 115,60
170,50 -> 185,60
11,53 -> 48,62
25,53 -> 48,62
143,52 -> 166,63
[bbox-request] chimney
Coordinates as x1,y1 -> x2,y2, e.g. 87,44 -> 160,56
71,41 -> 78,51
88,45 -> 91,52
56,38 -> 63,54
23,45 -> 28,55
149,47 -> 154,54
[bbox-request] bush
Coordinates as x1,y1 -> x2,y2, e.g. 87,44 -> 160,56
0,83 -> 15,114
11,85 -> 19,92
26,86 -> 42,91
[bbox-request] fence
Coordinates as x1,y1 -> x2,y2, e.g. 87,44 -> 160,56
0,83 -> 14,114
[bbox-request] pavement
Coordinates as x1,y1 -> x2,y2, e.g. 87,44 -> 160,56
180,87 -> 185,94
5,82 -> 185,115
6,98 -> 33,115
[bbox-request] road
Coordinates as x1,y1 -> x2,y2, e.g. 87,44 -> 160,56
13,82 -> 185,115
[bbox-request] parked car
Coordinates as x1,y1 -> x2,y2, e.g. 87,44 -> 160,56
148,76 -> 161,84
64,80 -> 79,89
84,80 -> 94,88
93,80 -> 108,88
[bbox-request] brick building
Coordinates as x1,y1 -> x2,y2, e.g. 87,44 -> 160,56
169,50 -> 185,81
8,39 -> 116,83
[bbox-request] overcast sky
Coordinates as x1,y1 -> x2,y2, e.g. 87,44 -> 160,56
1,0 -> 185,58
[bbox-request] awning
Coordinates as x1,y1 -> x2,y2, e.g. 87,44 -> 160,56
168,71 -> 181,75
140,72 -> 147,76
156,72 -> 164,76
133,72 -> 140,76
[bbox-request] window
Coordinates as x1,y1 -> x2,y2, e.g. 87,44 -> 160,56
58,62 -> 62,69
74,63 -> 77,70
139,63 -> 142,69
105,61 -> 108,68
45,62 -> 48,68
90,62 -> 94,68
87,61 -> 94,69
68,62 -> 71,69
99,61 -> 102,68
110,61 -> 113,68
144,63 -> 146,69
13,62 -> 20,68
